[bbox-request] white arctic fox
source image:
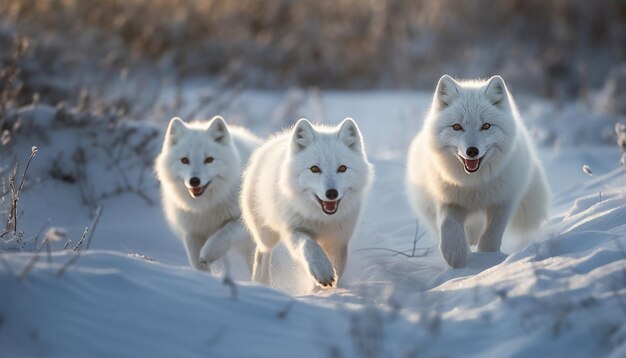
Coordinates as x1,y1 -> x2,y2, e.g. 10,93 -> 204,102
241,118 -> 373,288
155,116 -> 262,271
406,75 -> 550,268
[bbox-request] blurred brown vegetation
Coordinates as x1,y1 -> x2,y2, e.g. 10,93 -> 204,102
1,0 -> 625,96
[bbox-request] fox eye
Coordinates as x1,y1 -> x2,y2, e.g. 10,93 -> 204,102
181,157 -> 189,164
310,166 -> 321,173
452,124 -> 463,131
481,123 -> 491,130
204,156 -> 214,164
337,165 -> 347,173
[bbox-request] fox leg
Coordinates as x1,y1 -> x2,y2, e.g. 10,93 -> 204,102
465,213 -> 486,247
438,204 -> 470,268
199,222 -> 234,266
283,230 -> 336,288
199,220 -> 254,268
250,225 -> 279,284
478,203 -> 513,252
183,234 -> 207,271
252,248 -> 271,284
325,243 -> 348,285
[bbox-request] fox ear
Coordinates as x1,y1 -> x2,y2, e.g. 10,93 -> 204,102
435,75 -> 459,109
483,76 -> 509,109
207,116 -> 231,145
166,117 -> 186,145
291,118 -> 316,152
337,118 -> 363,152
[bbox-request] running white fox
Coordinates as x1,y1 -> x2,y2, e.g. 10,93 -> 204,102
406,75 -> 550,268
241,118 -> 373,287
155,116 -> 262,271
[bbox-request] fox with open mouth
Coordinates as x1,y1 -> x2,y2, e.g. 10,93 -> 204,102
406,75 -> 550,268
241,118 -> 373,289
155,116 -> 262,272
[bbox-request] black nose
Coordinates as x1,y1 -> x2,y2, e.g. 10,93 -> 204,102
189,177 -> 201,187
325,189 -> 338,200
466,147 -> 479,158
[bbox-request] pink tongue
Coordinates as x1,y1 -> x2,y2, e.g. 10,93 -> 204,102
191,187 -> 203,194
465,159 -> 480,170
323,201 -> 337,212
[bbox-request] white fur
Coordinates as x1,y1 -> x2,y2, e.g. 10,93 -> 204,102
406,75 -> 550,268
155,116 -> 262,271
241,118 -> 373,288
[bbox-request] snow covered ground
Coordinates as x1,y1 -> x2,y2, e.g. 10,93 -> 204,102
1,89 -> 626,357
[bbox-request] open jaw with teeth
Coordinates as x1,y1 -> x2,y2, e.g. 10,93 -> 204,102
316,196 -> 340,215
187,182 -> 210,198
460,156 -> 482,173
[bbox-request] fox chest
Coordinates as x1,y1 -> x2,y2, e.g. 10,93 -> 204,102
299,217 -> 358,247
173,204 -> 236,237
436,175 -> 525,210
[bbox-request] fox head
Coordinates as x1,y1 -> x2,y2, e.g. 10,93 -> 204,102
157,116 -> 240,206
426,75 -> 519,183
283,118 -> 373,218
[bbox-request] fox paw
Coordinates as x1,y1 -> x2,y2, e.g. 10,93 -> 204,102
199,238 -> 229,265
309,261 -> 337,288
440,225 -> 469,269
304,244 -> 337,288
441,244 -> 468,268
198,251 -> 217,266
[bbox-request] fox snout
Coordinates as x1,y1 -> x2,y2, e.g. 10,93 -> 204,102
185,176 -> 210,198
457,146 -> 482,159
466,147 -> 479,158
457,146 -> 484,174
185,176 -> 210,188
189,177 -> 201,187
325,189 -> 338,200
315,187 -> 342,215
